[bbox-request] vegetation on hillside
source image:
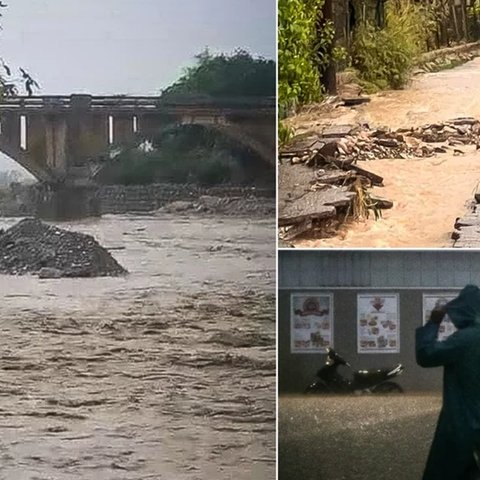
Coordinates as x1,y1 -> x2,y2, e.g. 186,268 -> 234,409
102,49 -> 275,186
161,48 -> 275,98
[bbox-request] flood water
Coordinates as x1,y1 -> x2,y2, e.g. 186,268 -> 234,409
288,57 -> 480,248
0,213 -> 275,479
296,147 -> 480,248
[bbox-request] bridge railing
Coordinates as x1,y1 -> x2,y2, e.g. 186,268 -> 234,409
0,95 -> 276,113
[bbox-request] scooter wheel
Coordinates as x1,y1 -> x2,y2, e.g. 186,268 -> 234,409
373,381 -> 403,394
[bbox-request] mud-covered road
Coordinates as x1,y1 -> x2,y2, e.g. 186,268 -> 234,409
290,57 -> 480,134
287,57 -> 480,248
279,394 -> 441,480
0,213 -> 275,479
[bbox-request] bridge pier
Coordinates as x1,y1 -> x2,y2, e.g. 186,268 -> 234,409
35,185 -> 100,220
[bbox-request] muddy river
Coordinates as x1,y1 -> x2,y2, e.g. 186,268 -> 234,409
0,213 -> 275,479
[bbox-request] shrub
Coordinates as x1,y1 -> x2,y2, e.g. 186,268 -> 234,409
278,0 -> 334,113
352,0 -> 435,91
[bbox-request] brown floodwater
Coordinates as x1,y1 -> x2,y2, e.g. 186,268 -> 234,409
296,147 -> 480,248
288,58 -> 480,248
290,57 -> 480,134
0,213 -> 275,479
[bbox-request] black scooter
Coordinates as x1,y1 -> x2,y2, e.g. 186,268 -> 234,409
305,347 -> 404,394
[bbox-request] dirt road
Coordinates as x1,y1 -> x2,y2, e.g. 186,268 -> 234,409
288,58 -> 480,248
279,394 -> 441,480
0,214 -> 275,480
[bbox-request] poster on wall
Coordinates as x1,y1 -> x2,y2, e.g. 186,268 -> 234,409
290,293 -> 333,353
357,294 -> 400,353
423,293 -> 458,341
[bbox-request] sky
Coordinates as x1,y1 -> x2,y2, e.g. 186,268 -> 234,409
0,0 -> 276,171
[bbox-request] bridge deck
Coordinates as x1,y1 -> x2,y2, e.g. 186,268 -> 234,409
0,95 -> 275,114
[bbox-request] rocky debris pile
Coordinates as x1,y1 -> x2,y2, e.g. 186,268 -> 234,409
279,118 -> 480,242
158,195 -> 275,217
0,218 -> 127,277
281,118 -> 480,167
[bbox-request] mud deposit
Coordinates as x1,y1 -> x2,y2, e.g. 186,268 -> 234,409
279,395 -> 441,480
0,214 -> 275,479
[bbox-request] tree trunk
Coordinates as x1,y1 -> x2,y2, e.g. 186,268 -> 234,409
319,0 -> 337,94
460,0 -> 468,40
451,2 -> 460,42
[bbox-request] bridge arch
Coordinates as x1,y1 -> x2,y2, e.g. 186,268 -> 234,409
93,121 -> 274,187
0,95 -> 274,186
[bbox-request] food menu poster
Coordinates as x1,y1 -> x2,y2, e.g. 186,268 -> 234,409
357,294 -> 400,353
423,293 -> 458,341
290,293 -> 333,353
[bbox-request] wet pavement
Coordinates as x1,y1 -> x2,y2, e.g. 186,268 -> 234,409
0,213 -> 275,479
279,394 -> 442,480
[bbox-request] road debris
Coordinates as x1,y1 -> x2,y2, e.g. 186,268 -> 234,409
279,118 -> 480,241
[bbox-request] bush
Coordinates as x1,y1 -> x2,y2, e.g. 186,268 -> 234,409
278,0 -> 335,113
161,49 -> 275,98
352,0 -> 435,91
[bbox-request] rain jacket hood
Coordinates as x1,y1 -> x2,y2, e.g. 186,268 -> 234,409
416,284 -> 480,479
445,284 -> 480,329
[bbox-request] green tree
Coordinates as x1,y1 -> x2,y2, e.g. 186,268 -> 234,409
278,0 -> 335,114
161,48 -> 275,98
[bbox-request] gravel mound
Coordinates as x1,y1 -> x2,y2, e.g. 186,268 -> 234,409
0,218 -> 127,277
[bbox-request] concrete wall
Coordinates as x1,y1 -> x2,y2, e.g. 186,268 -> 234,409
278,288 -> 448,393
278,250 -> 480,393
279,250 -> 480,289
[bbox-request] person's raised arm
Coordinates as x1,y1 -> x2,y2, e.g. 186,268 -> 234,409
416,309 -> 466,368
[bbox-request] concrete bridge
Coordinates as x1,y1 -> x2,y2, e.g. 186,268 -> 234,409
0,94 -> 275,185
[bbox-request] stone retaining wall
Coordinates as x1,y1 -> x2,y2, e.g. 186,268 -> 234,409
96,184 -> 274,214
0,183 -> 275,218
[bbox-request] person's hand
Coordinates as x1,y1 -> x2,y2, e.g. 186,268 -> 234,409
430,308 -> 446,325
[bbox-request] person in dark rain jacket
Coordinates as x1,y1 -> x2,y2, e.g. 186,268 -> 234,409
416,284 -> 480,480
